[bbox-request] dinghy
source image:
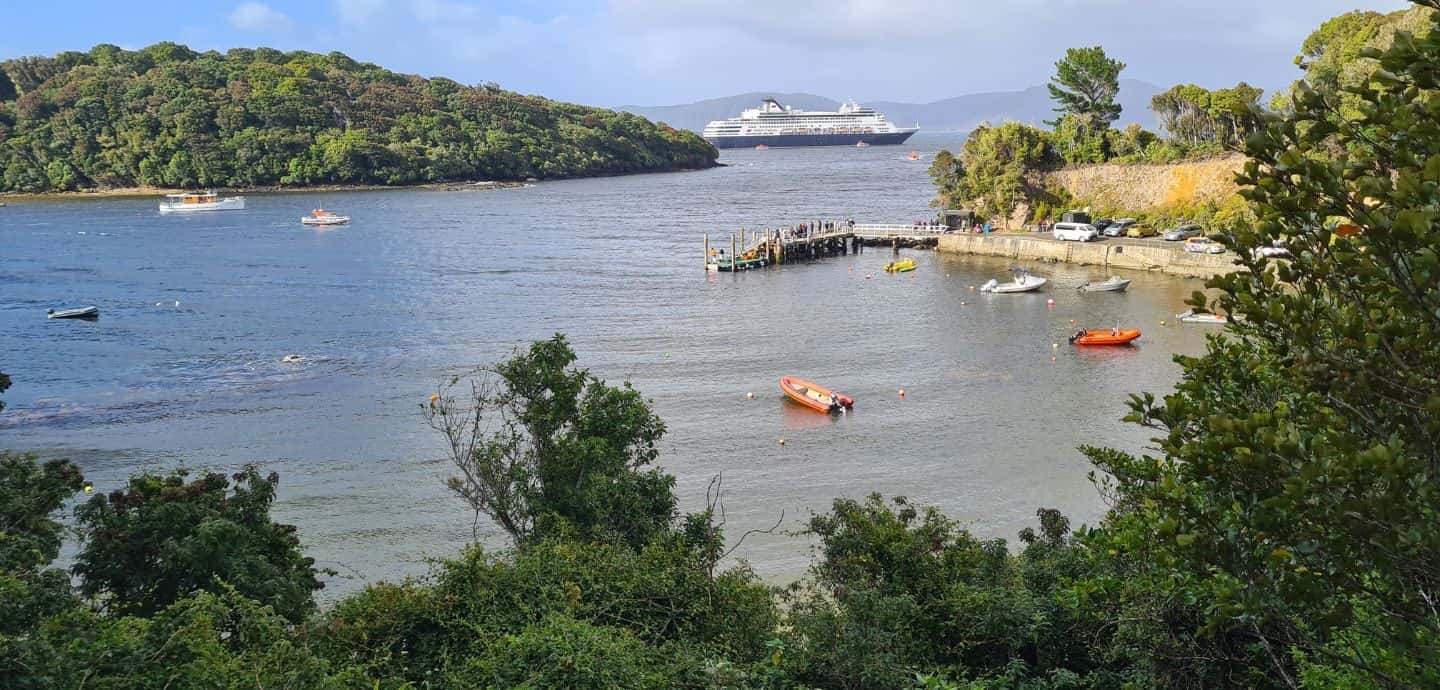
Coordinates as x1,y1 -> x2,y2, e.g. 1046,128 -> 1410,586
779,376 -> 854,414
1079,276 -> 1131,292
884,258 -> 916,273
1175,309 -> 1232,325
981,268 -> 1047,293
47,306 -> 99,319
1070,328 -> 1141,345
301,209 -> 350,225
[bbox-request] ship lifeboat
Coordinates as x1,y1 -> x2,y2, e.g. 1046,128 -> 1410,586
754,144 -> 769,150
1069,328 -> 1141,346
779,376 -> 854,414
855,141 -> 870,148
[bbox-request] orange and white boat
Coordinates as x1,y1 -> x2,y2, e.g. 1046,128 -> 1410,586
779,376 -> 854,414
906,151 -> 920,160
1069,328 -> 1141,346
301,208 -> 350,226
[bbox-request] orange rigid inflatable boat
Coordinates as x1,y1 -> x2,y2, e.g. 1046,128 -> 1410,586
1070,328 -> 1141,346
779,376 -> 854,414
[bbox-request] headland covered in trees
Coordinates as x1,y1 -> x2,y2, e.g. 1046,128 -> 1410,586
0,43 -> 718,194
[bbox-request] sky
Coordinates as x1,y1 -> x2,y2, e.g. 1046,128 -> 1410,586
3,0 -> 1417,107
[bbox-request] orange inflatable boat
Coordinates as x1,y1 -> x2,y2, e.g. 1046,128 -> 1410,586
779,376 -> 854,414
1070,328 -> 1141,346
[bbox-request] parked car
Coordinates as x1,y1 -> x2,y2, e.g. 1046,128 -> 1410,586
1104,218 -> 1135,237
1163,224 -> 1204,241
1091,218 -> 1113,231
1184,237 -> 1226,254
1126,225 -> 1158,238
1052,222 -> 1100,242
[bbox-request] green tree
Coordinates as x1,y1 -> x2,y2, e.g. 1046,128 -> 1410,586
1046,46 -> 1125,127
930,122 -> 1055,227
1084,3 -> 1440,685
425,334 -> 675,549
72,466 -> 326,623
10,589 -> 343,690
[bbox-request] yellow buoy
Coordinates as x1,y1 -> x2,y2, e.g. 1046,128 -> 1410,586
778,439 -> 786,446
746,392 -> 754,399
898,388 -> 906,397
1052,343 -> 1059,349
1160,320 -> 1167,326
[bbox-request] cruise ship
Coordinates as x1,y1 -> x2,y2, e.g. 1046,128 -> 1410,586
702,99 -> 919,149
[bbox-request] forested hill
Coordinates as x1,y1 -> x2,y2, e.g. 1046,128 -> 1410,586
0,43 -> 718,193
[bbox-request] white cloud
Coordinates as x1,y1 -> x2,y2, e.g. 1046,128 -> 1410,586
228,2 -> 292,32
335,0 -> 386,26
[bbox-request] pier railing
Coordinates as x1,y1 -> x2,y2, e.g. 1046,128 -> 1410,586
850,223 -> 950,238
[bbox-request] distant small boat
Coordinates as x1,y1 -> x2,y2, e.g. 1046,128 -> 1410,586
754,144 -> 770,151
301,209 -> 350,225
1070,328 -> 1141,345
1176,309 -> 1233,325
981,268 -> 1047,293
906,151 -> 920,160
158,191 -> 245,214
855,141 -> 870,148
779,376 -> 854,414
1079,276 -> 1131,292
883,258 -> 916,273
48,306 -> 99,319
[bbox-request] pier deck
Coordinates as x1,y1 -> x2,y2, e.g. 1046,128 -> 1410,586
705,222 -> 950,271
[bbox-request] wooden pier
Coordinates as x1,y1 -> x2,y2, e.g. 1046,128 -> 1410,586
705,221 -> 951,272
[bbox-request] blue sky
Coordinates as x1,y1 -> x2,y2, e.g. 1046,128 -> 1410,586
4,0 -> 1417,106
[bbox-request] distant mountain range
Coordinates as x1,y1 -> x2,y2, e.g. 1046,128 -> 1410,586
620,79 -> 1164,135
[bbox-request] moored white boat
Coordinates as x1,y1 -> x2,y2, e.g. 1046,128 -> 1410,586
981,268 -> 1047,293
1079,276 -> 1131,292
158,191 -> 245,214
301,209 -> 350,225
47,306 -> 99,319
1175,309 -> 1233,324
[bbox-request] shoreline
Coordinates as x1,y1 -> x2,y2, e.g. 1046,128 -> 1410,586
0,164 -> 721,202
0,180 -> 532,202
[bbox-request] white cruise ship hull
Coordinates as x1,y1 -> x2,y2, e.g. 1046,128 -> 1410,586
158,197 -> 246,214
707,130 -> 916,149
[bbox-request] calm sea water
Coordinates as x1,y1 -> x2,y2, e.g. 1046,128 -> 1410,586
0,135 -> 1212,592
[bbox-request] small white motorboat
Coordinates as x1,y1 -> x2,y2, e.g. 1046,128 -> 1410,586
158,191 -> 245,214
48,306 -> 99,319
1175,309 -> 1233,325
981,268 -> 1048,293
301,209 -> 350,225
1079,276 -> 1132,292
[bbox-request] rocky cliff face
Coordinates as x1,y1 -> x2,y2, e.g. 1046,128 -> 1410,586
1045,155 -> 1246,212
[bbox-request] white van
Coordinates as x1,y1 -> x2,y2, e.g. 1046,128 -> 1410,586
1052,222 -> 1099,242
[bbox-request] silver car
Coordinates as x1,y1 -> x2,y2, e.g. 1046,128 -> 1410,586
1104,218 -> 1137,237
1162,224 -> 1203,241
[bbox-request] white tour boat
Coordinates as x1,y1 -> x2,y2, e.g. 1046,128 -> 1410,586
301,209 -> 350,226
158,191 -> 245,214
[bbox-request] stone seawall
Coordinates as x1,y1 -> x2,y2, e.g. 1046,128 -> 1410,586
937,234 -> 1238,280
